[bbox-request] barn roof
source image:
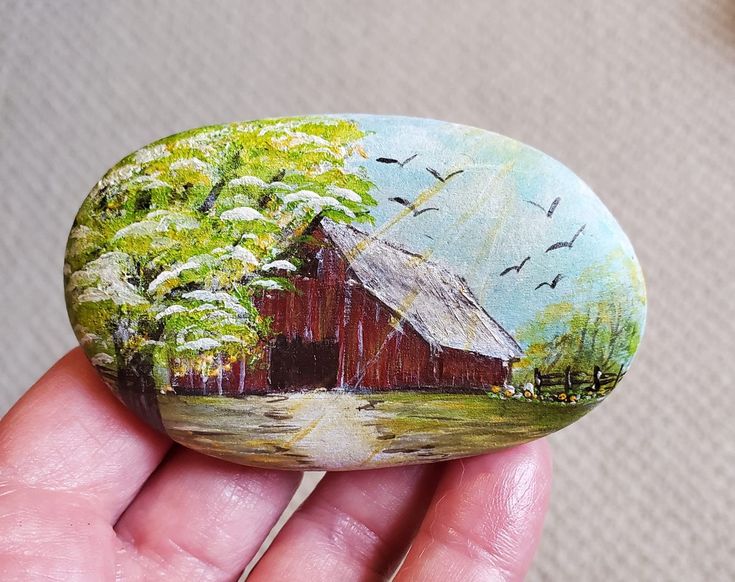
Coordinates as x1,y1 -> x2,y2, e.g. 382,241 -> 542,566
320,219 -> 524,361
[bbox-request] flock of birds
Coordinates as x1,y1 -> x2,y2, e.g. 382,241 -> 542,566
375,153 -> 587,292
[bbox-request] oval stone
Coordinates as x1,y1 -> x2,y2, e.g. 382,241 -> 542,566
65,115 -> 646,470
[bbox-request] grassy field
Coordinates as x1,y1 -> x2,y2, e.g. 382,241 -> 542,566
158,391 -> 599,470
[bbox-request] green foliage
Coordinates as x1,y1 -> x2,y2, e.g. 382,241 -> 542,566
514,250 -> 646,387
65,117 -> 376,388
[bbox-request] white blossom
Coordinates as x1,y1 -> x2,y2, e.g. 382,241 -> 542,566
130,175 -> 171,191
327,185 -> 362,203
228,246 -> 259,265
182,290 -> 249,316
134,144 -> 170,164
170,157 -> 210,172
113,212 -> 199,241
146,210 -> 200,230
250,279 -> 284,291
282,190 -> 355,217
229,175 -> 268,188
220,207 -> 270,222
269,181 -> 295,191
154,304 -> 187,320
177,338 -> 221,352
67,252 -> 147,307
96,164 -> 136,192
261,260 -> 296,272
147,254 -> 214,293
271,131 -> 331,148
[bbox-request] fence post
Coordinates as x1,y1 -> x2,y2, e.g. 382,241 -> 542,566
564,366 -> 572,391
534,368 -> 542,389
593,365 -> 602,391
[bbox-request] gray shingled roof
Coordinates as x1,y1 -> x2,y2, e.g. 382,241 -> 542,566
320,219 -> 523,361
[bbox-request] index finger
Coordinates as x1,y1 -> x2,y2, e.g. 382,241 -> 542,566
0,348 -> 171,521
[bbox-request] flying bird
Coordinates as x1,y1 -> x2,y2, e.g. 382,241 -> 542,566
376,154 -> 417,167
499,256 -> 531,276
545,225 -> 586,252
388,196 -> 439,217
413,207 -> 439,216
426,167 -> 464,183
389,196 -> 412,206
526,196 -> 561,218
535,273 -> 564,290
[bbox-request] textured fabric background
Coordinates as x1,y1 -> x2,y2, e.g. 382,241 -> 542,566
1,1 -> 733,579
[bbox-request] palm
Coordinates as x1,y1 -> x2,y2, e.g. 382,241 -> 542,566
0,350 -> 551,581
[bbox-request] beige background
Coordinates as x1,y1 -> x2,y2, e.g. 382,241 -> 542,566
1,1 -> 733,580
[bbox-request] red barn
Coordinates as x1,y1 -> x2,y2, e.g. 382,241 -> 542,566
173,219 -> 523,395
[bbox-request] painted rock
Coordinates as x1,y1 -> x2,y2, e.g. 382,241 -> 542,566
65,115 -> 646,470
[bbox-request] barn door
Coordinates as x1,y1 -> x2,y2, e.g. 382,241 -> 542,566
268,335 -> 339,390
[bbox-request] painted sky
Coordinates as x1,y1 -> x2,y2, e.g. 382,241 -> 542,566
338,115 -> 643,338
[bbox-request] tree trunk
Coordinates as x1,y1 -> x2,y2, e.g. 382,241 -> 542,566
197,179 -> 225,213
111,318 -> 165,432
117,349 -> 164,432
198,144 -> 243,213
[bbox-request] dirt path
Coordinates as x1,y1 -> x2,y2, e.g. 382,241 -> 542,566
284,392 -> 381,469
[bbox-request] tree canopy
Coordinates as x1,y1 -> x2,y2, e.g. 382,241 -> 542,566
65,117 -> 376,390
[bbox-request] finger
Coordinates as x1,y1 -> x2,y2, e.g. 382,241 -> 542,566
394,441 -> 552,582
115,447 -> 302,580
0,348 -> 171,521
249,464 -> 439,581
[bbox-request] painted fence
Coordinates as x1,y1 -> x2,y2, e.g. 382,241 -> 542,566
534,364 -> 625,394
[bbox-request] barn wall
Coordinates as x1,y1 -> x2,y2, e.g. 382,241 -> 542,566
437,348 -> 508,388
338,284 -> 435,389
339,285 -> 508,390
245,234 -> 347,392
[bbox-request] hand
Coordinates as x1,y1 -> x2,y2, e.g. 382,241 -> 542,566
0,349 -> 551,581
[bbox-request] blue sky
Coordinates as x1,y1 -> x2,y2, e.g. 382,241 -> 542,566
339,115 -> 644,338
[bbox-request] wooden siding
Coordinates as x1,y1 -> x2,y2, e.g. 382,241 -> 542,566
437,348 -> 508,388
338,283 -> 435,389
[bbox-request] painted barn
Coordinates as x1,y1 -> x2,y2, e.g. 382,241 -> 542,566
174,219 -> 523,395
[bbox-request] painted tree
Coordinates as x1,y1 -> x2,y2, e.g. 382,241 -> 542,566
514,251 -> 646,388
65,117 -> 376,413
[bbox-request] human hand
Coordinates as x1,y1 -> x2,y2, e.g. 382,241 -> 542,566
0,349 -> 551,581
